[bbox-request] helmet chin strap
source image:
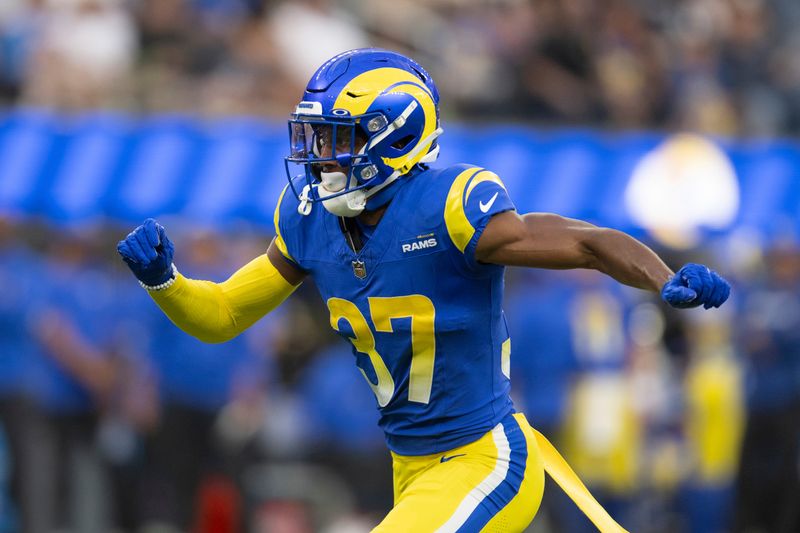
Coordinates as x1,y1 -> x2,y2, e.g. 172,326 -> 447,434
298,126 -> 444,217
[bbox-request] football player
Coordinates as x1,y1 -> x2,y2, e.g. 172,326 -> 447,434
118,49 -> 730,532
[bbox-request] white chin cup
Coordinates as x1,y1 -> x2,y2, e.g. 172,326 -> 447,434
318,171 -> 366,217
319,170 -> 346,193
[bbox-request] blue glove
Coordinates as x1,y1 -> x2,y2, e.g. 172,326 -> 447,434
117,218 -> 175,287
661,263 -> 730,309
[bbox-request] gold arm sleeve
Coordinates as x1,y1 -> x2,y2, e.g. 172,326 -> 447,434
149,254 -> 299,343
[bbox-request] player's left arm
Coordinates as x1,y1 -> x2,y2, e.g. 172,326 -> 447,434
476,211 -> 730,309
118,219 -> 303,343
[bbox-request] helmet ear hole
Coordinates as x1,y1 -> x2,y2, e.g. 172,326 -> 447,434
391,135 -> 415,150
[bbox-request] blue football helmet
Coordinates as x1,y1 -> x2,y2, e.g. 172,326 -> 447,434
284,48 -> 443,217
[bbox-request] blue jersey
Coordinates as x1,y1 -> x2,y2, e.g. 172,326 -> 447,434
275,164 -> 517,455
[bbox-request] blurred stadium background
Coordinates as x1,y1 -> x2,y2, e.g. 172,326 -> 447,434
0,0 -> 799,532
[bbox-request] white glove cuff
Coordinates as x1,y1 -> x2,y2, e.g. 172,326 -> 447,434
139,264 -> 178,291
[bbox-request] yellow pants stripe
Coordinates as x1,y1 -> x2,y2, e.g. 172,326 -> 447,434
534,429 -> 629,533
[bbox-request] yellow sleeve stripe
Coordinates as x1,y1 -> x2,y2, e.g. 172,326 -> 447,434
444,167 -> 483,252
534,430 -> 630,533
465,171 -> 506,203
273,184 -> 294,262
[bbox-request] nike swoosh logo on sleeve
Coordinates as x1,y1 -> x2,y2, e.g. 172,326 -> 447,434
479,192 -> 499,213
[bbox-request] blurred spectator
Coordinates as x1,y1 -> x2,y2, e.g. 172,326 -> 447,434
297,343 -> 390,518
138,230 -> 273,532
558,275 -> 640,532
733,243 -> 800,533
0,423 -> 16,533
514,0 -> 604,124
0,0 -> 45,102
267,0 -> 369,89
198,16 -> 296,117
681,313 -> 743,533
23,228 -> 119,532
0,217 -> 41,533
99,270 -> 161,531
23,0 -> 137,110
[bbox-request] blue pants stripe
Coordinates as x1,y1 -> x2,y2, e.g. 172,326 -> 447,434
456,414 -> 528,532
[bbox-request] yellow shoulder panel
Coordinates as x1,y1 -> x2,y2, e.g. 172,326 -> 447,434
444,168 -> 508,253
444,167 -> 483,252
465,170 -> 506,203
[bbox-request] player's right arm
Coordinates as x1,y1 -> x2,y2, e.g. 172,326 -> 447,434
117,219 -> 305,343
478,212 -> 674,291
476,211 -> 730,309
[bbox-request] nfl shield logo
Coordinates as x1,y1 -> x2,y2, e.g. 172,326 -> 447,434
352,259 -> 367,279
